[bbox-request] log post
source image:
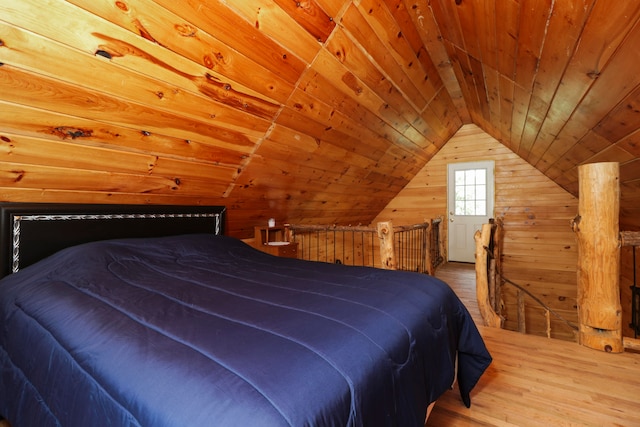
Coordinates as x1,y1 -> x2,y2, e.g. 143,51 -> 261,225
493,218 -> 504,314
377,221 -> 396,270
475,223 -> 503,328
573,162 -> 622,353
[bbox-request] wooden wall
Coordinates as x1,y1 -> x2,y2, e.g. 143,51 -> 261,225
374,124 -> 581,340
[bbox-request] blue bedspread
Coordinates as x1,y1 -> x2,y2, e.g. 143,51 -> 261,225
0,234 -> 490,426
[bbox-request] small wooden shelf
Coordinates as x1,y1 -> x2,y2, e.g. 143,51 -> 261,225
253,226 -> 298,258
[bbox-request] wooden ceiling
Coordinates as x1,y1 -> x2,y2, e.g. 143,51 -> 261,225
1,0 -> 639,236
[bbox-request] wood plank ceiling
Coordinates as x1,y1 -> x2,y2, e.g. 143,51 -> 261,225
1,0 -> 639,236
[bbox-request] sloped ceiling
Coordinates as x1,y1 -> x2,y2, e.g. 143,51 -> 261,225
1,0 -> 639,236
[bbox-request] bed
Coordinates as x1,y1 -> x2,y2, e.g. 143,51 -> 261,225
0,203 -> 491,427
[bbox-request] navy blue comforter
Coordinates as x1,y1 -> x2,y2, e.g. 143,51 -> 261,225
0,234 -> 490,426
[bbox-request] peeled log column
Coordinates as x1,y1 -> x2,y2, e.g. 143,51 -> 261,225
574,162 -> 622,353
377,221 -> 396,270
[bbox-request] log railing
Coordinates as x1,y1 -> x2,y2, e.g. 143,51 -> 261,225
620,231 -> 640,247
502,276 -> 578,338
474,218 -> 578,338
287,219 -> 444,275
621,231 -> 640,351
389,218 -> 444,275
287,224 -> 379,267
428,217 -> 445,273
475,217 -> 640,350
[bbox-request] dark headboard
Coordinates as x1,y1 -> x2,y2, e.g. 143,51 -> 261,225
0,203 -> 226,278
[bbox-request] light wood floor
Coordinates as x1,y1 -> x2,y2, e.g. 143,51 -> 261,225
430,262 -> 640,427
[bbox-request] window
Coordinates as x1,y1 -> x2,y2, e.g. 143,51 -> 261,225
454,168 -> 487,216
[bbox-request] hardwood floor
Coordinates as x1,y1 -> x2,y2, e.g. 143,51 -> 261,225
434,262 -> 482,324
430,263 -> 640,426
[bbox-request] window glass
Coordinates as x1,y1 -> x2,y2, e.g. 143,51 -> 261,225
454,169 -> 487,216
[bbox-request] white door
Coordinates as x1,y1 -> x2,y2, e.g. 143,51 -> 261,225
447,161 -> 495,263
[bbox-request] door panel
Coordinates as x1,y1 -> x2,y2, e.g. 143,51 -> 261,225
447,161 -> 494,263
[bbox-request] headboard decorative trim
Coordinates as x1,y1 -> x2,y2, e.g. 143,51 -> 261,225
0,203 -> 226,278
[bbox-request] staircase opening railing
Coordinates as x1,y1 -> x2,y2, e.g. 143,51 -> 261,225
501,276 -> 578,338
476,220 -> 640,349
630,246 -> 639,338
393,219 -> 443,275
429,218 -> 445,272
287,224 -> 378,267
621,232 -> 640,344
475,218 -> 578,338
287,219 -> 444,275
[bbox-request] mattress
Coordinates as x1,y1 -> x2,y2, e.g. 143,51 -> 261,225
0,234 -> 491,426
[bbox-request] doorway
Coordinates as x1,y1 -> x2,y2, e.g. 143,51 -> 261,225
447,161 -> 495,263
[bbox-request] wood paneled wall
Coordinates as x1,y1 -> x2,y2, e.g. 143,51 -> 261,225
374,124 -> 581,340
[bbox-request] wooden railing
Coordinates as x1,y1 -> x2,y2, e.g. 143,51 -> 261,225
287,219 -> 444,275
475,220 -> 640,351
474,219 -> 578,338
428,217 -> 445,273
391,218 -> 444,275
287,224 -> 379,267
621,231 -> 640,352
502,276 -> 578,338
620,231 -> 640,247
